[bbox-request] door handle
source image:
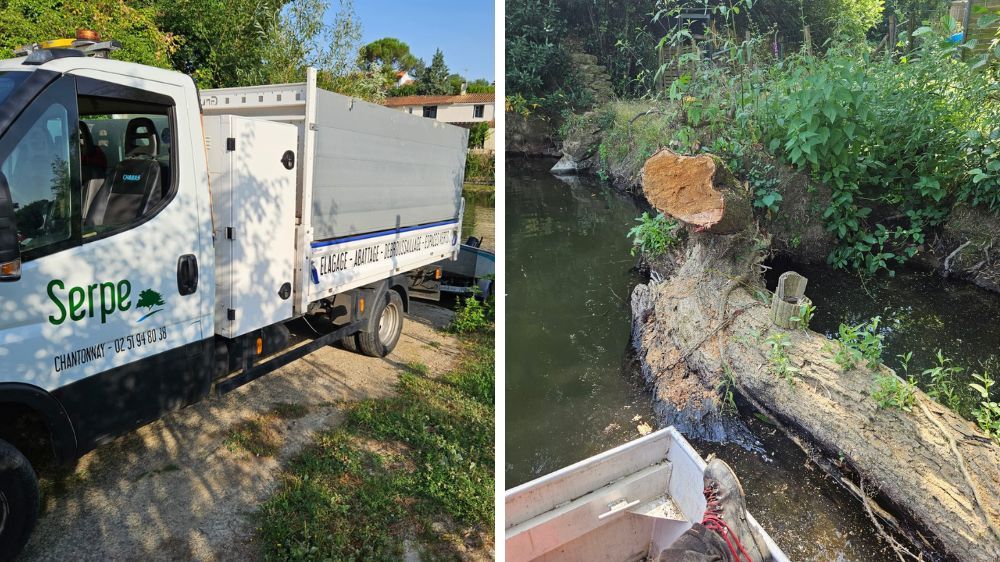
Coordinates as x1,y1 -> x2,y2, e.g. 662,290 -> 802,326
177,254 -> 198,296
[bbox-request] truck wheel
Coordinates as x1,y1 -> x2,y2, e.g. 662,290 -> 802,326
358,291 -> 404,357
339,334 -> 360,352
0,438 -> 39,561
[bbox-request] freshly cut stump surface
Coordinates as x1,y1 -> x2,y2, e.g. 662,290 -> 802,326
641,149 -> 751,235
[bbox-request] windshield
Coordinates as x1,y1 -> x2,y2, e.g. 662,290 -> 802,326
0,72 -> 29,106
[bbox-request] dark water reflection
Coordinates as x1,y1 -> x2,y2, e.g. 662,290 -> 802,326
766,259 -> 1000,409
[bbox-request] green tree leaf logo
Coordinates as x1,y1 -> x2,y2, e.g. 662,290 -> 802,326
136,289 -> 165,311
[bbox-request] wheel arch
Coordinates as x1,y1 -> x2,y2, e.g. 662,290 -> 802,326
0,383 -> 78,466
388,274 -> 411,313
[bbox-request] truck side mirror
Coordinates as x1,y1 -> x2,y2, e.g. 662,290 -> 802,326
0,172 -> 21,281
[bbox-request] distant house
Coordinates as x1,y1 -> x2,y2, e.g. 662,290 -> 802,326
384,92 -> 496,151
395,71 -> 416,87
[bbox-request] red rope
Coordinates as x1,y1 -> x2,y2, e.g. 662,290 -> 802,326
702,486 -> 755,562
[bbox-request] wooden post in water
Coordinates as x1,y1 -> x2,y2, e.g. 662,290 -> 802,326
770,271 -> 812,329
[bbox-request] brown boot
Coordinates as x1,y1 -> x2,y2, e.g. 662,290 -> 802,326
701,458 -> 772,562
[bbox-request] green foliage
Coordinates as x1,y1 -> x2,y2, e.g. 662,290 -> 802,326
790,302 -> 816,331
626,212 -> 680,258
748,163 -> 782,216
765,332 -> 798,385
258,331 -> 494,559
830,316 -> 884,371
465,79 -> 496,94
759,21 -> 996,274
969,370 -> 1000,443
464,152 -> 495,183
506,0 -> 586,115
923,350 -> 964,412
417,48 -> 451,95
0,0 -> 176,68
359,37 -> 421,74
468,122 -> 490,150
872,373 -> 918,412
716,365 -> 739,413
450,294 -> 493,334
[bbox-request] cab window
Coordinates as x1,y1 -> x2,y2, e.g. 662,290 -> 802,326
78,93 -> 175,238
0,78 -> 77,256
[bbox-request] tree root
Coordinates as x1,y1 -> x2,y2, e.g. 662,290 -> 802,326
859,480 -> 923,562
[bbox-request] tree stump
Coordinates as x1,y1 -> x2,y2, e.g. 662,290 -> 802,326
770,271 -> 812,329
641,149 -> 752,235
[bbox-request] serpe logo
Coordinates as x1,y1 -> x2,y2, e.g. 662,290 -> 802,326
123,173 -> 142,181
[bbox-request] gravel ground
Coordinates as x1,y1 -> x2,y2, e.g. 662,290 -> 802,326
19,302 -> 459,562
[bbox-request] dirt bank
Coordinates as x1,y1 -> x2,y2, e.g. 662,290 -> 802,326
19,303 -> 459,562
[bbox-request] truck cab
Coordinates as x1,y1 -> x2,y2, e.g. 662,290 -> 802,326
0,39 -> 465,559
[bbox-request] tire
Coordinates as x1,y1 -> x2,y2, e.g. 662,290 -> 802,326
0,438 -> 38,561
339,333 -> 360,352
358,291 -> 404,357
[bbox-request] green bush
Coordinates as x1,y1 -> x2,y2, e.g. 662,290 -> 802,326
970,370 -> 1000,443
830,316 -> 884,371
450,295 -> 493,334
627,212 -> 680,258
465,152 -> 495,184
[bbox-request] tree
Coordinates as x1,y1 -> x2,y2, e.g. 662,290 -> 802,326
150,0 -> 287,87
359,37 -> 421,74
417,48 -> 451,95
0,0 -> 176,68
466,79 -> 495,93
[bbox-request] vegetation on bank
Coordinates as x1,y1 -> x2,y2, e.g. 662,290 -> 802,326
257,327 -> 495,560
558,6 -> 1000,278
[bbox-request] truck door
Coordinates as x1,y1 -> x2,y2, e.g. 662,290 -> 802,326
0,72 -> 214,453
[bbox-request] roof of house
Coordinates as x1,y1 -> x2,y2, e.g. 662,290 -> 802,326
384,93 -> 495,107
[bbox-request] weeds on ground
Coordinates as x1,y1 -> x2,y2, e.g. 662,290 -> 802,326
970,370 -> 1000,444
225,417 -> 282,457
716,365 -> 738,413
257,330 -> 495,560
829,316 -> 883,371
627,212 -> 680,258
923,350 -> 964,412
450,294 -> 493,334
872,373 -> 918,413
765,332 -> 798,385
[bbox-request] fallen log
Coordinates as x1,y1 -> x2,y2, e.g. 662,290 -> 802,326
641,149 -> 752,235
632,153 -> 1000,562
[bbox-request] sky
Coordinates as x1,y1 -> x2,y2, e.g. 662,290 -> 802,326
335,0 -> 496,82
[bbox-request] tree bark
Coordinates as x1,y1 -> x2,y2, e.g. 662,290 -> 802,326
641,149 -> 752,235
631,153 -> 1000,562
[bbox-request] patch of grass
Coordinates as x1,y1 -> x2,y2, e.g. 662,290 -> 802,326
257,328 -> 495,560
271,402 -> 310,420
462,182 -> 495,207
225,416 -> 282,457
404,361 -> 430,376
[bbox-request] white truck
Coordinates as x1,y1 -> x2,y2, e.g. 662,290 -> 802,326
0,40 -> 467,557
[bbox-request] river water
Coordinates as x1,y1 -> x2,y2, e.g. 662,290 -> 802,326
504,160 -> 954,561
